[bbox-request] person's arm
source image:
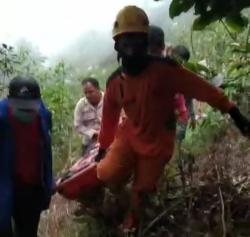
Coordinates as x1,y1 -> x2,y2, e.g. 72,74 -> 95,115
98,80 -> 122,149
95,78 -> 122,161
167,65 -> 250,136
73,99 -> 98,139
169,65 -> 234,112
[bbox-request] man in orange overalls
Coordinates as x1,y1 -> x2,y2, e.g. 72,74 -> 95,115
92,5 -> 250,232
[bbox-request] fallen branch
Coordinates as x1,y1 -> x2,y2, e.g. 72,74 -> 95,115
215,164 -> 227,237
142,199 -> 184,236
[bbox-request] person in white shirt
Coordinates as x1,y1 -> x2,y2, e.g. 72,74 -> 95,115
74,78 -> 103,155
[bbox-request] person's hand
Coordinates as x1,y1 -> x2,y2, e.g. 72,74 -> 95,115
229,107 -> 250,138
51,179 -> 59,195
95,148 -> 106,162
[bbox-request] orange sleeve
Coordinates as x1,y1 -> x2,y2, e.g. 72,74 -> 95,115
98,79 -> 122,150
168,65 -> 235,113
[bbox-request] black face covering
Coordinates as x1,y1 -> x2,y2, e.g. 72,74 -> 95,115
115,33 -> 149,76
118,52 -> 149,75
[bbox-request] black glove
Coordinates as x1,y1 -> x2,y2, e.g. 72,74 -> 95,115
95,148 -> 106,162
228,107 -> 250,137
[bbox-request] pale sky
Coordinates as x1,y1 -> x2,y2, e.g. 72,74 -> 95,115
0,0 -> 165,57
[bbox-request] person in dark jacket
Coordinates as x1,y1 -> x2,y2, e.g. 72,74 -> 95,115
0,76 -> 53,237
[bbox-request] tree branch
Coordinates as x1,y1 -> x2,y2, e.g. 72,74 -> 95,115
215,164 -> 226,237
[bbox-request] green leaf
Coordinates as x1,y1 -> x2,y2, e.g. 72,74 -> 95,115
231,42 -> 250,53
246,42 -> 250,52
192,17 -> 211,31
194,63 -> 211,74
184,62 -> 197,72
184,62 -> 210,74
225,15 -> 249,33
169,0 -> 182,19
169,0 -> 194,19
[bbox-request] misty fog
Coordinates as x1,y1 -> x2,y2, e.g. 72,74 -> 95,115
0,0 -> 195,75
57,1 -> 194,70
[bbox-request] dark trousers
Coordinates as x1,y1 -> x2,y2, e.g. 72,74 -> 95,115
12,186 -> 43,237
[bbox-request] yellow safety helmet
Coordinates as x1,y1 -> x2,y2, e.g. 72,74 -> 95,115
112,5 -> 149,39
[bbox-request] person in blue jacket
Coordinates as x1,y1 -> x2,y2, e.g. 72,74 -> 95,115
0,76 -> 53,237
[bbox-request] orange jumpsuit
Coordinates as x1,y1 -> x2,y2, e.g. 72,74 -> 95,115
97,59 -> 234,200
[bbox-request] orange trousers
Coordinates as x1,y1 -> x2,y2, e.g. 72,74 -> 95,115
97,137 -> 170,208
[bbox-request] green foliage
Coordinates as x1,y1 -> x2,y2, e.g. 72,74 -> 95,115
225,15 -> 249,33
80,63 -> 117,89
0,44 -> 19,96
40,63 -> 77,172
175,21 -> 250,157
183,109 -> 226,155
176,19 -> 250,110
169,0 -> 194,19
192,16 -> 215,31
184,61 -> 212,77
157,0 -> 250,31
0,43 -> 18,77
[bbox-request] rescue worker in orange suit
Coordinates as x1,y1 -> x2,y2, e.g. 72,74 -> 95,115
86,5 -> 250,232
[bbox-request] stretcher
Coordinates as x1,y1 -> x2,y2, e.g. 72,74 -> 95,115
56,145 -> 100,200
